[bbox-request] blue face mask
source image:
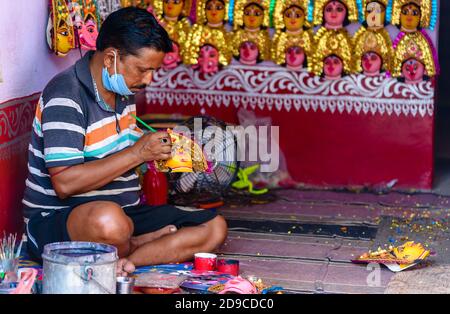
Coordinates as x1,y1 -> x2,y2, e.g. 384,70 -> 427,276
102,51 -> 134,96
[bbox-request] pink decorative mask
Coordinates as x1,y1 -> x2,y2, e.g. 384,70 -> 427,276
324,0 -> 347,29
239,41 -> 259,65
323,55 -> 343,79
196,45 -> 219,74
402,58 -> 425,84
162,42 -> 181,70
78,15 -> 98,50
362,51 -> 382,76
285,46 -> 305,70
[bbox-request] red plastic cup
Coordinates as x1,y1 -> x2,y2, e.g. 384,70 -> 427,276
217,259 -> 239,276
194,253 -> 217,272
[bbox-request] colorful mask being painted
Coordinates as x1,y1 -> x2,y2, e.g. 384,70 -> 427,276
231,0 -> 272,63
162,42 -> 182,69
183,0 -> 232,69
271,0 -> 314,70
196,45 -> 220,74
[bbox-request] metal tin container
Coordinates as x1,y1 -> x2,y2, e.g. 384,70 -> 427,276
42,242 -> 118,294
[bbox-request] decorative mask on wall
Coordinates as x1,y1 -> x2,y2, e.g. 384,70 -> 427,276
183,0 -> 232,69
311,31 -> 352,78
392,31 -> 438,82
162,41 -> 182,69
271,0 -> 314,70
47,0 -> 76,57
389,0 -> 438,31
231,0 -> 272,63
354,29 -> 392,75
313,0 -> 359,28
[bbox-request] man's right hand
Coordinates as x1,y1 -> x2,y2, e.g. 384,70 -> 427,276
131,131 -> 172,163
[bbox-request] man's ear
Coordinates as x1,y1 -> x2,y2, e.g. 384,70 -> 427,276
103,48 -> 116,69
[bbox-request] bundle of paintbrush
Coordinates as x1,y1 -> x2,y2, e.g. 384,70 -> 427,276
0,233 -> 24,283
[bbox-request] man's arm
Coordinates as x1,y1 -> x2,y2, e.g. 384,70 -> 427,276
49,132 -> 171,199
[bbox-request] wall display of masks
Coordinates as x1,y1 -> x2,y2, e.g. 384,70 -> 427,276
47,0 -> 111,56
150,0 -> 439,84
46,0 -> 440,84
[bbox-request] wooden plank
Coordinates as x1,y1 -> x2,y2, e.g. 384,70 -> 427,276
218,232 -> 371,262
218,255 -> 393,294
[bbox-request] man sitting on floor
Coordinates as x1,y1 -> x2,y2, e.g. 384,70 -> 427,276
23,7 -> 227,276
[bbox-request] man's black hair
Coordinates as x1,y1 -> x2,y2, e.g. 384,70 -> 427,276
96,7 -> 173,56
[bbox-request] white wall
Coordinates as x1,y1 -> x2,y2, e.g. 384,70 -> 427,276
0,0 -> 81,103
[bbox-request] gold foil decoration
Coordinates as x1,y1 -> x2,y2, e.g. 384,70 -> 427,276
390,0 -> 433,29
271,30 -> 314,67
353,27 -> 393,73
311,27 -> 353,75
232,0 -> 271,30
183,24 -> 233,66
231,28 -> 272,61
391,31 -> 437,77
312,0 -> 359,26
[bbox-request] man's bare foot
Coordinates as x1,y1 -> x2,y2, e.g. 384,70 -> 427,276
116,258 -> 135,277
131,225 -> 177,249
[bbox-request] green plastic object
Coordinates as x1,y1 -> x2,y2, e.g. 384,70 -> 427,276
232,164 -> 269,195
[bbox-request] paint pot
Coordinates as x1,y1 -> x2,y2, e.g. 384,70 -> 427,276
116,276 -> 135,294
194,253 -> 217,272
217,259 -> 239,276
42,242 -> 118,294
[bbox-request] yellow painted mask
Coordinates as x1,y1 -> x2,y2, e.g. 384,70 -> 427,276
243,3 -> 264,29
400,3 -> 421,32
206,0 -> 226,25
56,20 -> 74,55
283,5 -> 305,32
163,0 -> 185,18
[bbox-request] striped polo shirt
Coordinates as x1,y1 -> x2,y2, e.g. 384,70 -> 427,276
22,51 -> 144,218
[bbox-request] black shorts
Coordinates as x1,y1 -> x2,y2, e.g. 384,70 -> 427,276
26,204 -> 218,263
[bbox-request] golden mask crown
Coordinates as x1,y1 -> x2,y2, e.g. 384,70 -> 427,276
353,30 -> 392,73
196,0 -> 230,25
391,32 -> 436,77
151,0 -> 193,19
312,29 -> 353,75
232,0 -> 271,30
390,0 -> 434,29
273,0 -> 311,30
313,0 -> 359,26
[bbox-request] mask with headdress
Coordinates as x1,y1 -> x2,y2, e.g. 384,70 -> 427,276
388,0 -> 438,31
47,0 -> 76,57
311,29 -> 353,77
312,0 -> 359,27
231,0 -> 272,63
391,31 -> 438,81
183,0 -> 233,70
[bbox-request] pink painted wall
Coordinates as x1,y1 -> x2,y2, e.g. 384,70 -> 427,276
0,0 -> 81,103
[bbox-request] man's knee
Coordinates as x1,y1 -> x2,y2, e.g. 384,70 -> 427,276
74,201 -> 134,244
205,215 -> 228,249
